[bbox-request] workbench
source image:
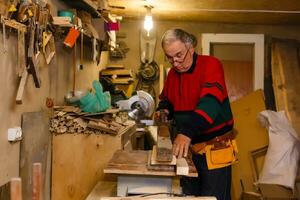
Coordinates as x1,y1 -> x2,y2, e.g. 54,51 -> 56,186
103,150 -> 198,197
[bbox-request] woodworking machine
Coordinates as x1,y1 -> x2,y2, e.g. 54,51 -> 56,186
115,90 -> 155,120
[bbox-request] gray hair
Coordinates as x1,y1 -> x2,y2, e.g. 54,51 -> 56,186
161,28 -> 197,48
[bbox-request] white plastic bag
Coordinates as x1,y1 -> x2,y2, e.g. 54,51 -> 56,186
258,110 -> 300,189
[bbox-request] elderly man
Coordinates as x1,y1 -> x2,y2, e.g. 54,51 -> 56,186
156,28 -> 235,200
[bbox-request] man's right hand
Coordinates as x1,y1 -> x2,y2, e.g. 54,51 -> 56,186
154,109 -> 169,123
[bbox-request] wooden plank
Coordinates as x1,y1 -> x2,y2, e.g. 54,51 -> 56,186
271,43 -> 287,114
272,41 -> 300,138
52,133 -> 125,200
101,69 -> 133,77
44,34 -> 56,65
176,158 -> 189,176
156,125 -> 173,162
83,109 -> 120,116
111,77 -> 134,85
104,150 -> 174,176
104,150 -> 197,177
20,112 -> 50,200
147,151 -> 175,172
106,64 -> 124,69
88,120 -> 119,135
150,145 -> 176,166
10,178 -> 22,200
16,68 -> 28,104
17,31 -> 26,77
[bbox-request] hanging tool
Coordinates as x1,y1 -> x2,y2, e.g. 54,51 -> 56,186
80,30 -> 83,69
27,19 -> 41,88
73,41 -> 77,94
92,38 -> 97,62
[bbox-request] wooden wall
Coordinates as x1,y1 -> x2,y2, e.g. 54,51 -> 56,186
0,0 -> 107,190
51,133 -> 124,200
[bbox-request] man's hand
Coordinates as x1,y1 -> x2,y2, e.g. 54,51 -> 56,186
154,109 -> 169,123
173,134 -> 191,158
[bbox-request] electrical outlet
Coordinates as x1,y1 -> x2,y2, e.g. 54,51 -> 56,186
7,127 -> 22,142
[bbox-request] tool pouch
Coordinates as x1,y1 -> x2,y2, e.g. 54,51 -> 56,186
205,139 -> 238,170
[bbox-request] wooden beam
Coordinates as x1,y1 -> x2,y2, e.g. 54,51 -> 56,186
16,69 -> 28,104
176,158 -> 189,176
101,69 -> 133,77
156,125 -> 173,162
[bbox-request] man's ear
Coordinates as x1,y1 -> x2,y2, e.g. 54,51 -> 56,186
189,47 -> 195,54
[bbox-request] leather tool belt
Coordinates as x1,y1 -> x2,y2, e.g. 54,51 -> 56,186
191,131 -> 238,170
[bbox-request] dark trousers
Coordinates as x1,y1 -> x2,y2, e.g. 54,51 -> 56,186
180,153 -> 232,200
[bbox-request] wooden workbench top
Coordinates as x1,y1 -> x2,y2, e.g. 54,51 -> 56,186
103,150 -> 198,177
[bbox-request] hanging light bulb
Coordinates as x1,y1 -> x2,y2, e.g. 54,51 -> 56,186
143,5 -> 153,36
144,15 -> 153,35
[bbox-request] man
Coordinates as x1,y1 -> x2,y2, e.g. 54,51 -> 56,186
156,28 -> 234,200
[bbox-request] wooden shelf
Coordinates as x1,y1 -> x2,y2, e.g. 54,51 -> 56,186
60,0 -> 101,18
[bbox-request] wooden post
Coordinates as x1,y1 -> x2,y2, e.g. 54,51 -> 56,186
33,163 -> 42,200
10,178 -> 22,200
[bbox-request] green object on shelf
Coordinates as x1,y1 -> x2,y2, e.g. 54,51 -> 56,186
58,10 -> 74,22
80,81 -> 111,113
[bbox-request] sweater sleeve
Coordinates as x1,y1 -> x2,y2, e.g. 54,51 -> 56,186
157,98 -> 174,120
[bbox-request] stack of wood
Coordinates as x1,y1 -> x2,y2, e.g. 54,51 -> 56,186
147,115 -> 194,176
49,106 -> 135,135
101,64 -> 134,85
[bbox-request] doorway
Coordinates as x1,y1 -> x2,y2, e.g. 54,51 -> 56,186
201,34 -> 264,101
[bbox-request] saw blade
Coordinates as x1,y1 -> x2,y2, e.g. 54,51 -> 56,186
137,90 -> 155,117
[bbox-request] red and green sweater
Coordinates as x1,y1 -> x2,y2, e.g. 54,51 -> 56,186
158,53 -> 234,144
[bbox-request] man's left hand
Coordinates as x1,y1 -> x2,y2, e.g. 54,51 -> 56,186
173,134 -> 191,158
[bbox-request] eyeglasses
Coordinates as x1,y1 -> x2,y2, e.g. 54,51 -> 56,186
165,47 -> 190,64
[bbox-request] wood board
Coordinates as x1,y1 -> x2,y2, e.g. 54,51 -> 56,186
104,150 -> 197,177
156,125 -> 173,162
150,145 -> 176,166
20,112 -> 51,200
271,40 -> 300,138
